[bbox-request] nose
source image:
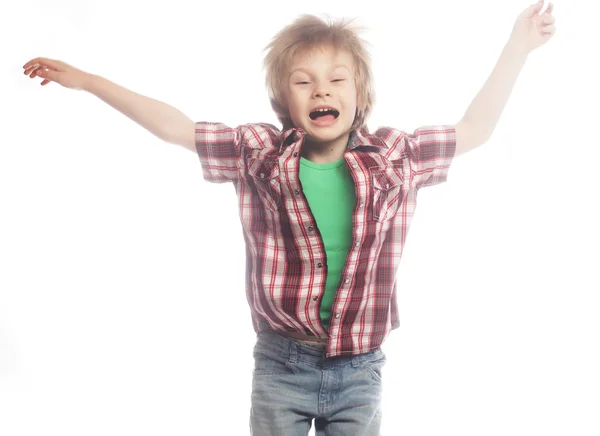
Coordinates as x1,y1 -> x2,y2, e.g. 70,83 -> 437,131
312,81 -> 332,99
313,90 -> 331,98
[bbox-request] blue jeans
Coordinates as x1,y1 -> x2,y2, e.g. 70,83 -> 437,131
250,331 -> 386,436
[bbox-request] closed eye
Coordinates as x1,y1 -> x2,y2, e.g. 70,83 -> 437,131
295,81 -> 310,85
332,79 -> 346,82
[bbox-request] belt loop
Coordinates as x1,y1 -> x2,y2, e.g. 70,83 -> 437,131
351,356 -> 361,368
288,340 -> 298,364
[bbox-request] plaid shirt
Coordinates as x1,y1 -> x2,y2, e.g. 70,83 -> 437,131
195,122 -> 456,357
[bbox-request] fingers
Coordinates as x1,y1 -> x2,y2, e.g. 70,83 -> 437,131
522,0 -> 554,19
522,0 -> 545,19
23,57 -> 51,69
23,58 -> 62,69
22,57 -> 40,69
24,65 -> 46,78
542,24 -> 556,36
22,57 -> 62,74
541,3 -> 555,29
23,57 -> 61,83
23,63 -> 53,83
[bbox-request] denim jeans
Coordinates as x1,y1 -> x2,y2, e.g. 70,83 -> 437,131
250,331 -> 386,436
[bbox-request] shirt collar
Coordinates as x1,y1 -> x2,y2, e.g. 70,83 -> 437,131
280,127 -> 385,152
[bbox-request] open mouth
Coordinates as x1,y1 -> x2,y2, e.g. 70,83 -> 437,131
309,107 -> 340,121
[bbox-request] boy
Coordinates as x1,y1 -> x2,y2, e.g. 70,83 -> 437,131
22,2 -> 555,435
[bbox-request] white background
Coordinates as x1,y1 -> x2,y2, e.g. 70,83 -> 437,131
2,0 -> 599,434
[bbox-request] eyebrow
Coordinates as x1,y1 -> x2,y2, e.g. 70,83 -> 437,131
289,64 -> 352,76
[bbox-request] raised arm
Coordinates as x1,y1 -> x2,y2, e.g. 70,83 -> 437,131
22,57 -> 196,153
454,1 -> 556,156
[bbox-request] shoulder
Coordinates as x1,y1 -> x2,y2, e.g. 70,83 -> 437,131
237,122 -> 285,151
359,126 -> 405,146
354,126 -> 408,161
358,125 -> 455,156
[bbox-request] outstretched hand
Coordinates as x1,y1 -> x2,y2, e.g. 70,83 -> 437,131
23,58 -> 91,90
509,1 -> 556,54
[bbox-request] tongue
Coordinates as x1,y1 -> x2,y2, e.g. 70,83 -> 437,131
313,114 -> 336,125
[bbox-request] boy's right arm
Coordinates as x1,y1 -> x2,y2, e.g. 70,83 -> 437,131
23,58 -> 196,153
84,74 -> 197,153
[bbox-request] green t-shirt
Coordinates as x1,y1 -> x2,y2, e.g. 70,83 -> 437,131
299,155 -> 356,331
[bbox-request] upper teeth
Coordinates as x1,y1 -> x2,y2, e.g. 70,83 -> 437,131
314,108 -> 334,112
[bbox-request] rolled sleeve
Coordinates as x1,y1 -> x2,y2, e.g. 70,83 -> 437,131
195,121 -> 241,183
404,125 -> 456,189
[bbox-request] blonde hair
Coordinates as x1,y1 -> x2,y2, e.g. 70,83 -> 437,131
263,15 -> 375,131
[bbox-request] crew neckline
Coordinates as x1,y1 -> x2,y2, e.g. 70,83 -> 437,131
300,155 -> 346,170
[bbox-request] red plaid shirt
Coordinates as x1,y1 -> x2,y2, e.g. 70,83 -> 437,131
195,122 -> 456,357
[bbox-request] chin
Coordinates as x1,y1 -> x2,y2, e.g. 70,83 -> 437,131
309,130 -> 347,142
303,121 -> 352,141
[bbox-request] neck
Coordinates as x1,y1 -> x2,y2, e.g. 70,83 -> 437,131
301,131 -> 350,164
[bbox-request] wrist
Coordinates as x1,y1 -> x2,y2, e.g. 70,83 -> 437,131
81,73 -> 98,93
505,39 -> 531,60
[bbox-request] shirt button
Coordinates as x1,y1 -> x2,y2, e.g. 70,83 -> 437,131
344,278 -> 350,284
334,313 -> 341,319
317,262 -> 323,268
355,242 -> 360,248
360,202 -> 364,208
352,164 -> 357,169
308,226 -> 314,231
294,189 -> 300,195
313,296 -> 319,301
293,152 -> 298,157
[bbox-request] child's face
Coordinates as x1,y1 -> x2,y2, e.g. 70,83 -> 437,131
284,44 -> 358,145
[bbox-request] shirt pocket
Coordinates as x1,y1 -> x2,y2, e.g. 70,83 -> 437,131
370,164 -> 405,222
247,155 -> 282,212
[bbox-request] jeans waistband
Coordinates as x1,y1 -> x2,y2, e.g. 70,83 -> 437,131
255,331 -> 383,366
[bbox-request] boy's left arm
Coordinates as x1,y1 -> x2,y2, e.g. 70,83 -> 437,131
455,0 -> 556,156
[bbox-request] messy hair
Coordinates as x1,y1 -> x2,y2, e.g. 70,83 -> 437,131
263,14 -> 375,131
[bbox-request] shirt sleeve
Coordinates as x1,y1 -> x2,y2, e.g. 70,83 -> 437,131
194,121 -> 242,183
403,125 -> 456,189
